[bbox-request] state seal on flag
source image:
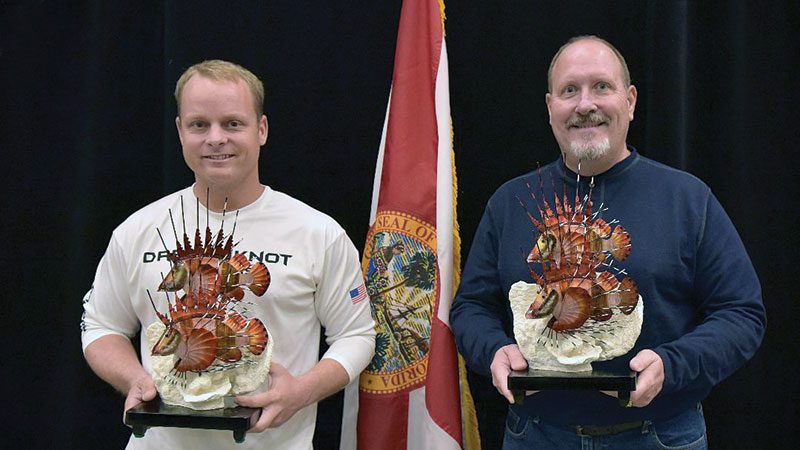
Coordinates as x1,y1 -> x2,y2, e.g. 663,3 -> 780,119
360,211 -> 439,394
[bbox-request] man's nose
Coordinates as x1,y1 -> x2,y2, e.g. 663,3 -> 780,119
206,124 -> 227,146
575,91 -> 598,115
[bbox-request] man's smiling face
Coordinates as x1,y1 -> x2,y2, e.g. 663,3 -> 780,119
176,75 -> 267,197
546,39 -> 637,167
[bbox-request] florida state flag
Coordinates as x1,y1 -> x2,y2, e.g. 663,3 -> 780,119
343,1 -> 479,449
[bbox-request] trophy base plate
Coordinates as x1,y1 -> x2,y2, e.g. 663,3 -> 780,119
508,368 -> 637,406
124,399 -> 260,443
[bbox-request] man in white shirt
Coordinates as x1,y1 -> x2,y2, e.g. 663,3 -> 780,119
81,59 -> 375,449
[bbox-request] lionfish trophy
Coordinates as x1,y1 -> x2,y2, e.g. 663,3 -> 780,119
144,196 -> 273,411
507,172 -> 642,402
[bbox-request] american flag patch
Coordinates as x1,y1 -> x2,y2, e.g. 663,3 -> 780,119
349,283 -> 368,305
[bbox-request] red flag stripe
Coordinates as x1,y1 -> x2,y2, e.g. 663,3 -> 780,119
357,391 -> 409,450
375,0 -> 442,221
426,317 -> 462,441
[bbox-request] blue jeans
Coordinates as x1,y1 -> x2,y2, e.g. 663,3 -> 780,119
503,404 -> 707,450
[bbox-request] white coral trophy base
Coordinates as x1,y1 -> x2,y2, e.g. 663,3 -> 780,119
509,281 -> 643,373
146,321 -> 273,410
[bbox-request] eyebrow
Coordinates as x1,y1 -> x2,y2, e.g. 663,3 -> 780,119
558,73 -> 617,87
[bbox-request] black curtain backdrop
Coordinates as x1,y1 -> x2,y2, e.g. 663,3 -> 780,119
2,1 -> 797,449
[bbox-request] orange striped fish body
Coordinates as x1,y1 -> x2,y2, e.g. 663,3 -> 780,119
149,197 -> 271,373
521,183 -> 637,334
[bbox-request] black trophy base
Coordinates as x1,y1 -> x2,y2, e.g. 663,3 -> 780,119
124,399 -> 261,443
508,368 -> 637,406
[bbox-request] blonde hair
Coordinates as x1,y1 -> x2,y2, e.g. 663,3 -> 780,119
547,35 -> 631,92
174,60 -> 265,116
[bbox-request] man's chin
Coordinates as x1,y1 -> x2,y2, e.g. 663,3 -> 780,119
194,174 -> 237,191
569,139 -> 611,162
570,149 -> 608,162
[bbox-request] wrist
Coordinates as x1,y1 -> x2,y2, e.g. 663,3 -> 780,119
124,370 -> 151,394
295,372 -> 319,408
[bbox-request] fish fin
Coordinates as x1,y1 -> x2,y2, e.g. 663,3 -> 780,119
595,271 -> 618,291
245,319 -> 268,355
552,195 -> 562,218
248,263 -> 271,296
228,253 -> 251,272
200,227 -> 211,256
590,218 -> 612,238
190,264 -> 219,301
183,232 -> 192,257
527,212 -> 545,233
617,277 -> 638,314
212,229 -> 225,255
559,231 -> 587,265
541,199 -> 554,224
174,328 -> 217,372
551,287 -> 590,331
222,236 -> 234,257
193,228 -> 202,255
223,313 -> 247,331
609,225 -> 631,261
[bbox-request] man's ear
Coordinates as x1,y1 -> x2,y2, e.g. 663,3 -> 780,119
175,116 -> 184,146
545,93 -> 552,125
259,114 -> 268,146
627,85 -> 638,121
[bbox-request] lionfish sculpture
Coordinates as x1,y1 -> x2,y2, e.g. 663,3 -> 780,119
509,171 -> 642,372
145,194 -> 272,408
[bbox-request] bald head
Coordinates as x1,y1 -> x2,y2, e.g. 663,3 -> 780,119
547,35 -> 631,93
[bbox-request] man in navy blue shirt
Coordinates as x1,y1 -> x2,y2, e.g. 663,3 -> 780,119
450,35 -> 765,449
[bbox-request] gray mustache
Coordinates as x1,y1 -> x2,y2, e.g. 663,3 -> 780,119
567,113 -> 609,127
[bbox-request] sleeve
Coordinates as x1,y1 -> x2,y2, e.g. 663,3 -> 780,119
80,232 -> 142,352
653,191 -> 766,394
313,231 -> 376,383
450,201 -> 516,377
